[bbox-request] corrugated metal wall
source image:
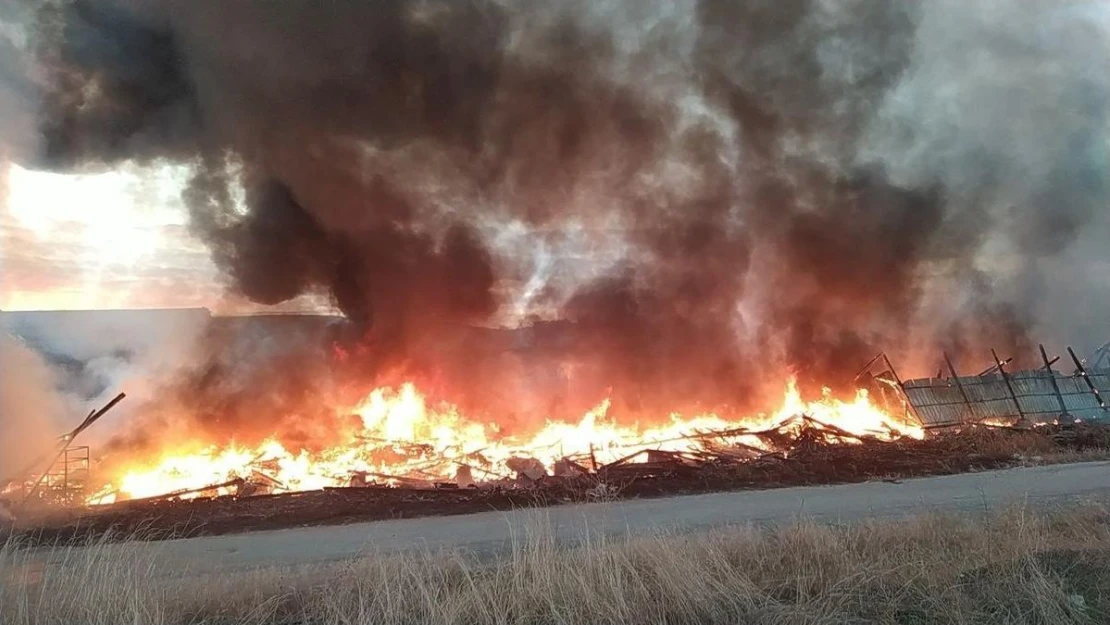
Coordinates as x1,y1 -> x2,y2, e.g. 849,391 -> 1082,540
903,370 -> 1110,427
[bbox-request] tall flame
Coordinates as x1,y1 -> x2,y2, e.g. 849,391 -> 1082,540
88,378 -> 923,504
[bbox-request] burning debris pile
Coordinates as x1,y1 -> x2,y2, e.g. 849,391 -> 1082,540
71,378 -> 922,506
5,341 -> 1110,542
13,418 -> 1110,545
0,361 -> 928,511
6,340 -> 1109,518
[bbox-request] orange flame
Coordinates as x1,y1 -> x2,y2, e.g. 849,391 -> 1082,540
88,378 -> 923,504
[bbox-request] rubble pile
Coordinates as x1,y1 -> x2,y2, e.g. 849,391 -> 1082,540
9,421 -> 1107,546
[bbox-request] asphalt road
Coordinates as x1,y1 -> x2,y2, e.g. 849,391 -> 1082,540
29,461 -> 1110,575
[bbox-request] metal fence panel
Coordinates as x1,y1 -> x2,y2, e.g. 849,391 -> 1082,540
902,369 -> 1110,427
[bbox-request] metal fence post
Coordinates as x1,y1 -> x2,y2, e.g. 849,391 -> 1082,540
991,349 -> 1026,421
1068,346 -> 1108,412
1039,344 -> 1069,421
943,352 -> 975,424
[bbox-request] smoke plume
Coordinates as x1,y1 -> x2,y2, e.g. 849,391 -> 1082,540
0,334 -> 67,481
6,0 -> 1108,431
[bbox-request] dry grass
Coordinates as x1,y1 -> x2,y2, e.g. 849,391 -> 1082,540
1018,448 -> 1110,467
4,502 -> 1110,625
934,424 -> 1110,465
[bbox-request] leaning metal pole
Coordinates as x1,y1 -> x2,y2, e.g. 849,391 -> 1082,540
18,393 -> 126,504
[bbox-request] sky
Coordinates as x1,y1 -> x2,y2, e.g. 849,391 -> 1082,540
0,160 -> 216,310
0,160 -> 336,313
0,0 -> 259,313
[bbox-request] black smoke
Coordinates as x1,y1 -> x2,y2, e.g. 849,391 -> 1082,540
9,0 -> 1109,430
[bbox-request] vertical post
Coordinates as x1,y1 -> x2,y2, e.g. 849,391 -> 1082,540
1040,344 -> 1069,420
882,353 -> 918,424
882,353 -> 906,388
1068,346 -> 1108,410
992,348 -> 1026,421
944,352 -> 975,424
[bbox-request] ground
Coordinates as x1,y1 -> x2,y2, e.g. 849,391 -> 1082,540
22,460 -> 1110,574
4,470 -> 1110,625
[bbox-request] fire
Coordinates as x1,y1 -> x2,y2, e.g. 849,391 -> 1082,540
87,379 -> 923,505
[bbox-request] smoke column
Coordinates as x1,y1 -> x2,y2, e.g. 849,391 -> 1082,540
0,335 -> 68,481
3,0 -> 1107,433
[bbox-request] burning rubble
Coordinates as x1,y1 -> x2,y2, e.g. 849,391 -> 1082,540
3,337 -> 1110,539
78,378 -> 922,505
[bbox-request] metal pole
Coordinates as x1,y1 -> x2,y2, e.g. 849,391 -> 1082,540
991,349 -> 1026,421
977,358 -> 1013,377
20,393 -> 127,504
69,393 -> 126,441
1040,344 -> 1069,420
1068,346 -> 1107,411
944,352 -> 975,424
882,353 -> 907,388
853,353 -> 886,383
882,353 -> 920,424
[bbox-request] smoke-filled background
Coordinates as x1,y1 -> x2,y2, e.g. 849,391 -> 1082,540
0,334 -> 66,480
1,0 -> 1107,448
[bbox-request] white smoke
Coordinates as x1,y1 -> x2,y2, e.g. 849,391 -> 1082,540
0,334 -> 67,481
861,0 -> 1110,355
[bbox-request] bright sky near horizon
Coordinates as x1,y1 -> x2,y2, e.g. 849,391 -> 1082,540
0,158 -> 599,321
0,161 -> 223,311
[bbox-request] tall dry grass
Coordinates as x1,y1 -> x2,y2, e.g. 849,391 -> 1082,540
3,502 -> 1110,625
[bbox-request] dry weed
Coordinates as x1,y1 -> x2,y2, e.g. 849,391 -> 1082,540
3,502 -> 1110,625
